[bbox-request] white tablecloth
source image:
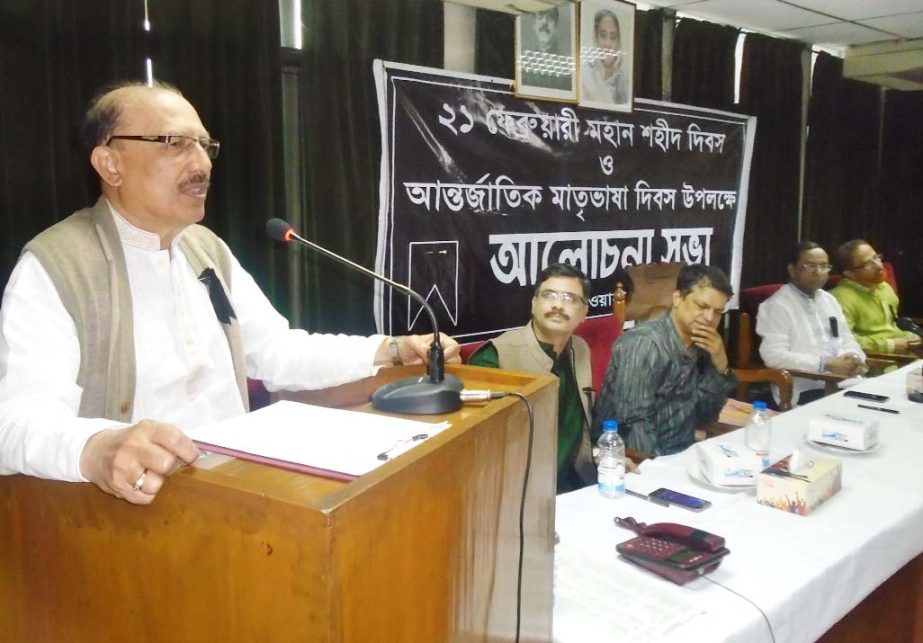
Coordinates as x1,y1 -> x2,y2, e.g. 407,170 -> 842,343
554,361 -> 923,642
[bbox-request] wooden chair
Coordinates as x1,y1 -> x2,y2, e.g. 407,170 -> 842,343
572,315 -> 622,393
625,447 -> 653,464
620,262 -> 685,323
730,285 -> 904,398
458,341 -> 483,364
732,308 -> 842,394
733,367 -> 793,411
612,280 -> 627,322
700,367 -> 794,439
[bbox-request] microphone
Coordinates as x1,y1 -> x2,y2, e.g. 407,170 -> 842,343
896,316 -> 923,340
828,316 -> 838,338
266,218 -> 463,414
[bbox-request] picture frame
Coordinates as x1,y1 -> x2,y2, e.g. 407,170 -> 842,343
578,0 -> 634,113
515,5 -> 578,102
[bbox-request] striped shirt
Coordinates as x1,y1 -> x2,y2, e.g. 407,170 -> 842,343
594,314 -> 736,456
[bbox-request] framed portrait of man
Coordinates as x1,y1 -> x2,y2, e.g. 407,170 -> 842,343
515,5 -> 578,102
578,0 -> 634,112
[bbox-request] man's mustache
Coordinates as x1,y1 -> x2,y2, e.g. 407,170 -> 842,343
179,173 -> 211,190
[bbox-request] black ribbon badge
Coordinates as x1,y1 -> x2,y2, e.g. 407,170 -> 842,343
198,267 -> 236,325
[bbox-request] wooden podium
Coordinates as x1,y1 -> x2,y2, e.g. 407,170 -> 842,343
0,364 -> 557,642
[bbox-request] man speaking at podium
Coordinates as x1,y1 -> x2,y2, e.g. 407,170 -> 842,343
0,81 -> 458,504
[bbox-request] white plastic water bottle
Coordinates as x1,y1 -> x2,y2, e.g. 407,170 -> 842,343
745,401 -> 772,467
597,420 -> 625,498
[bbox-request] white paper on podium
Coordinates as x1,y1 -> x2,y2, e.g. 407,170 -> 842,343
187,400 -> 451,478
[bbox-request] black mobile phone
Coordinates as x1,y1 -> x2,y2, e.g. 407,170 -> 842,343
648,488 -> 711,512
843,390 -> 889,403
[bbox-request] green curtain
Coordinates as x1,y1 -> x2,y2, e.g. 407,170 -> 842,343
802,53 -> 882,250
0,0 -> 146,288
738,33 -> 804,287
147,0 -> 288,313
299,0 -> 444,334
671,17 -> 738,110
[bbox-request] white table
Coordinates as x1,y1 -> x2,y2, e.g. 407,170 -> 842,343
554,361 -> 923,642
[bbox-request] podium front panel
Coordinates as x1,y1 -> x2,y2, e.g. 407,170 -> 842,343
0,365 -> 556,642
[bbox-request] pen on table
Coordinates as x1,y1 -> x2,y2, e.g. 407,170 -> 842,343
857,403 -> 899,415
625,489 -> 670,506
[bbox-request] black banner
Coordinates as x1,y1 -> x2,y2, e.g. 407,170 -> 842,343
374,62 -> 755,342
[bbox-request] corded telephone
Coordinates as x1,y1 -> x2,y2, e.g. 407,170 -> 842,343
614,516 -> 730,585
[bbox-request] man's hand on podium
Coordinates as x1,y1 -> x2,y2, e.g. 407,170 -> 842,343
375,333 -> 461,367
79,420 -> 199,505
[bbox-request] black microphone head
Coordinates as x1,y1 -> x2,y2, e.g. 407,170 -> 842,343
896,316 -> 921,333
896,316 -> 923,340
266,218 -> 293,242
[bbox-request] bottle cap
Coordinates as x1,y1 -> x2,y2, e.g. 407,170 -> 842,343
753,401 -> 768,412
602,419 -> 618,432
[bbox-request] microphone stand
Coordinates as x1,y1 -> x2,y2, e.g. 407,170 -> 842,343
266,219 -> 462,414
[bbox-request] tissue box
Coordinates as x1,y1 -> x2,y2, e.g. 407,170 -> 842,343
696,442 -> 763,486
807,413 -> 878,451
757,454 -> 842,516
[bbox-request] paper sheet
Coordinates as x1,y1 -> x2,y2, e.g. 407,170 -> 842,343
187,400 -> 450,478
554,545 -> 705,641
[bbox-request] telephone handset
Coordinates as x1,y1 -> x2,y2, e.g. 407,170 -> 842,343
614,516 -> 730,585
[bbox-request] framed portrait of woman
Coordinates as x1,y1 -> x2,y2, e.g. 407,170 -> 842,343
578,0 -> 634,112
515,5 -> 578,102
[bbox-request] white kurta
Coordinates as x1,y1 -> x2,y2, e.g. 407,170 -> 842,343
756,283 -> 864,402
0,208 -> 383,481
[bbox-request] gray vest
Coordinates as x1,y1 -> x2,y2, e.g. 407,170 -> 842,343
24,196 -> 249,422
491,324 -> 596,485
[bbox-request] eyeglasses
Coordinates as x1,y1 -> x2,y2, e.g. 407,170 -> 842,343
536,289 -> 587,306
852,253 -> 883,271
798,262 -> 833,273
106,134 -> 221,159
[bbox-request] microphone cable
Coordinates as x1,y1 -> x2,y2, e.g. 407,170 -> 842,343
702,575 -> 776,643
459,388 -> 535,642
507,391 -> 534,643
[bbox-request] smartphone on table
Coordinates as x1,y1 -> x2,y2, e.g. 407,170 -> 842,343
648,487 -> 711,512
843,390 -> 889,403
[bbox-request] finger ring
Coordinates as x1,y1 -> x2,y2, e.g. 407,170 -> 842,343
132,470 -> 147,492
